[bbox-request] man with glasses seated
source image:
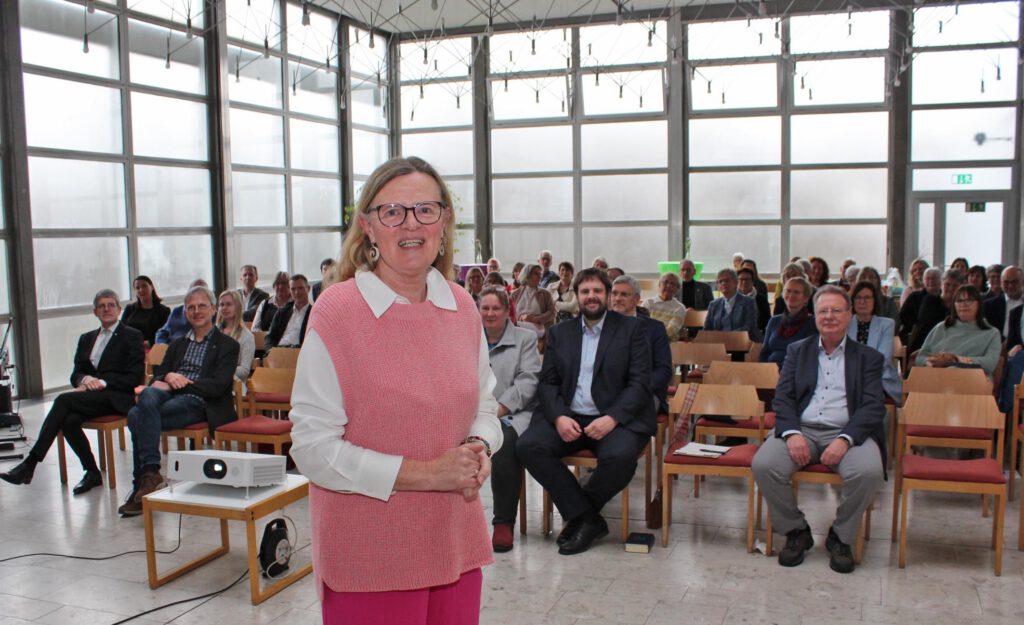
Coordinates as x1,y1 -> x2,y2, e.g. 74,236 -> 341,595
264,275 -> 313,350
119,285 -> 239,517
752,285 -> 885,575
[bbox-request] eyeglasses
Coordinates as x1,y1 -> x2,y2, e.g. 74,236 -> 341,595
815,307 -> 848,317
853,295 -> 874,302
954,298 -> 976,305
370,201 -> 446,227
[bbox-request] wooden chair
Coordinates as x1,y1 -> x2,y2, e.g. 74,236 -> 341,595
893,336 -> 907,377
682,309 -> 707,335
160,422 -> 209,454
56,414 -> 127,490
253,330 -> 267,352
248,367 -> 295,416
263,347 -> 300,369
746,342 -> 763,362
693,361 -> 779,447
694,330 -> 753,356
541,444 -> 652,543
661,342 -> 730,470
661,384 -> 763,549
763,465 -> 872,564
217,376 -> 293,455
894,392 -> 1008,575
145,343 -> 168,379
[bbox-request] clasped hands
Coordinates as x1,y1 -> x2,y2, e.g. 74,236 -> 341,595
555,415 -> 616,442
786,433 -> 849,467
926,352 -> 967,368
151,372 -> 193,392
435,441 -> 490,502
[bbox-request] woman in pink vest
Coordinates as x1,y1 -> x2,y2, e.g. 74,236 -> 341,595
289,157 -> 503,625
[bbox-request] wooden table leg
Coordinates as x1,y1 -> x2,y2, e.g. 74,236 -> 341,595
244,516 -> 313,605
145,505 -> 158,588
147,511 -> 230,589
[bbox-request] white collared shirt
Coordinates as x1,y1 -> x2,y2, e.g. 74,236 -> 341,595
1004,294 -> 1023,337
289,268 -> 501,502
278,301 -> 310,347
90,322 -> 118,369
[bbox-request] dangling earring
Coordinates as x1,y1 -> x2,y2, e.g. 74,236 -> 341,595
368,243 -> 380,262
439,238 -> 446,256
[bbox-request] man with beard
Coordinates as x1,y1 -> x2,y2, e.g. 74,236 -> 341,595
517,267 -> 653,556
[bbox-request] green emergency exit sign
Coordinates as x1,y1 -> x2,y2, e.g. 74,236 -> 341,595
951,173 -> 973,185
966,201 -> 986,213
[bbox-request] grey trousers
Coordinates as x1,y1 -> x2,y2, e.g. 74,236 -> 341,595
751,427 -> 883,545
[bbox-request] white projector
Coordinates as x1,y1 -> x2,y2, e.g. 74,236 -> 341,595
168,450 -> 287,488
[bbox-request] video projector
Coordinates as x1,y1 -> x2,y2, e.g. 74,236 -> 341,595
168,450 -> 286,488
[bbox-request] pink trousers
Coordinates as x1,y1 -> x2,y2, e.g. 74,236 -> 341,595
321,568 -> 483,625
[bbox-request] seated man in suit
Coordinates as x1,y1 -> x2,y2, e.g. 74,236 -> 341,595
610,275 -> 672,414
517,268 -> 653,556
264,274 -> 312,350
752,285 -> 885,574
998,303 -> 1024,412
238,265 -> 269,323
705,268 -> 759,342
119,285 -> 239,517
676,259 -> 713,311
1,290 -> 144,494
982,265 -> 1023,339
155,278 -> 209,344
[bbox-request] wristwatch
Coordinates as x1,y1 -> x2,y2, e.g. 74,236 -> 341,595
463,435 -> 492,458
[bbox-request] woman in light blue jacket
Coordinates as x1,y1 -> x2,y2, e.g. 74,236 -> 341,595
848,281 -> 902,403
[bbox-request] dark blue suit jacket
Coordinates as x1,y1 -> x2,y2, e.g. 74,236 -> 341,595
772,336 -> 888,469
534,311 -> 655,436
705,294 -> 759,341
638,315 -> 672,414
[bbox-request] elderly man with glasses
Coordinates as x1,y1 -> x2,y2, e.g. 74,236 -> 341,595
119,285 -> 240,517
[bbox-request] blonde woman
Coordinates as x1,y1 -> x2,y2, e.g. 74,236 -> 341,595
216,290 -> 255,382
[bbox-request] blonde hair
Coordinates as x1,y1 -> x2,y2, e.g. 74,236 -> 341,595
216,290 -> 245,340
332,156 -> 455,285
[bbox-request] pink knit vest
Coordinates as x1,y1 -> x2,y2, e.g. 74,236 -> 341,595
308,278 -> 493,593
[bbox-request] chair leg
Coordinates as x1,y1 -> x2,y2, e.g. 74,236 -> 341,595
103,430 -> 116,490
765,511 -> 774,557
994,493 -> 1005,576
898,486 -> 910,569
661,469 -> 672,547
693,475 -> 700,498
745,474 -> 755,553
518,469 -> 527,536
56,432 -> 68,484
96,432 -> 106,472
620,483 -> 629,543
161,435 -> 169,455
1009,435 -> 1018,501
1018,479 -> 1024,550
891,470 -> 902,541
118,426 -> 126,451
542,490 -> 552,536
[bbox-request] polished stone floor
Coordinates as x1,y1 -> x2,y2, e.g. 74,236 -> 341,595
0,397 -> 1022,625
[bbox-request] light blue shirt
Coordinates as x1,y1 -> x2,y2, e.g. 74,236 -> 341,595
783,336 -> 853,445
570,314 -> 605,416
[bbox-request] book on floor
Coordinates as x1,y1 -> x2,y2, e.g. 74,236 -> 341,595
625,532 -> 655,553
672,442 -> 732,458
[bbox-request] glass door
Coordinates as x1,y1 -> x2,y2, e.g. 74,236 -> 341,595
913,198 -> 1006,268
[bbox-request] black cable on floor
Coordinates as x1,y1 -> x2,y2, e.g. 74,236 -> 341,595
107,569 -> 250,625
0,513 -> 184,563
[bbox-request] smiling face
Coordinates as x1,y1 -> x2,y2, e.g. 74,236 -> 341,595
133,279 -> 153,305
717,273 -> 738,299
525,266 -> 542,288
467,271 -> 484,293
358,172 -> 448,285
240,266 -> 257,291
479,293 -> 508,334
610,282 -> 639,316
737,273 -> 754,295
185,292 -> 214,332
273,278 -> 291,303
852,286 -> 875,318
576,278 -> 609,321
814,292 -> 852,345
782,280 -> 810,314
94,296 -> 121,328
217,293 -> 238,324
659,274 -> 680,300
290,279 -> 310,308
558,264 -> 573,284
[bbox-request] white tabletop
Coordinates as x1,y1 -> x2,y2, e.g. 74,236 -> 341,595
145,473 -> 309,510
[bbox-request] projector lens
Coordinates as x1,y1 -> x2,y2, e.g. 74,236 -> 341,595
203,459 -> 228,479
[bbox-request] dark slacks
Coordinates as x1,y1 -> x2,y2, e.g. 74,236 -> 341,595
490,423 -> 521,526
30,390 -> 125,471
517,415 -> 647,521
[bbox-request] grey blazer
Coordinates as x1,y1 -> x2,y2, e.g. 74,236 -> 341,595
847,315 -> 902,404
488,321 -> 542,434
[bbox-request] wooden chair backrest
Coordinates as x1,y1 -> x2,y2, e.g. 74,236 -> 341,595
903,367 -> 991,398
745,342 -> 763,362
683,309 -> 707,328
146,343 -> 168,367
670,341 -> 729,367
253,330 -> 267,351
264,347 -> 300,369
247,367 -> 296,396
670,384 -> 763,419
694,330 -> 753,352
704,361 -> 779,390
893,336 -> 906,359
901,392 -> 1003,431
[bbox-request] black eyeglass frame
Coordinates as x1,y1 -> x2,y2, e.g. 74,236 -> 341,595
368,201 -> 448,227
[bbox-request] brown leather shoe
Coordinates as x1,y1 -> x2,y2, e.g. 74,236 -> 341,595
120,472 -> 165,517
492,523 -> 514,553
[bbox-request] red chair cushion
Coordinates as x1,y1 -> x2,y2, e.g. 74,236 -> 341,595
695,411 -> 776,431
253,392 -> 291,404
901,455 -> 1006,484
85,414 -> 126,425
664,442 -> 757,467
179,422 -> 207,431
685,370 -> 704,380
798,463 -> 834,474
561,447 -> 647,462
667,385 -> 678,396
905,425 -> 992,440
218,415 -> 292,435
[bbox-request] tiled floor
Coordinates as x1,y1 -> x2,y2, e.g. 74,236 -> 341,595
0,398 -> 1022,625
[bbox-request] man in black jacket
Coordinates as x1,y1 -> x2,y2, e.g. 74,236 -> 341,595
238,265 -> 269,323
1,290 -> 144,494
517,268 -> 652,556
120,285 -> 239,517
675,259 -> 713,311
264,274 -> 312,349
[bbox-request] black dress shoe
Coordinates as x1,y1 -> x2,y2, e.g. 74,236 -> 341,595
72,470 -> 103,495
778,525 -> 814,567
826,527 -> 855,574
0,459 -> 36,485
556,516 -> 584,547
558,516 -> 608,555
